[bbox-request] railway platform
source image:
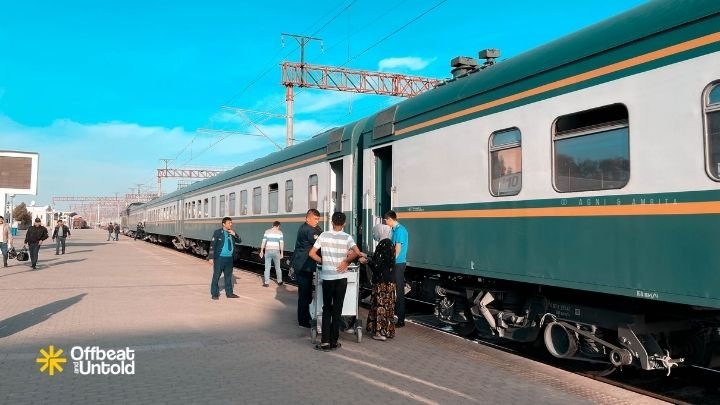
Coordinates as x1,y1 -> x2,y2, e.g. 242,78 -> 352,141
0,229 -> 664,404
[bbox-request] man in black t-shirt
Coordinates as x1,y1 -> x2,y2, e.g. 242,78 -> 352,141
24,218 -> 49,269
290,208 -> 322,328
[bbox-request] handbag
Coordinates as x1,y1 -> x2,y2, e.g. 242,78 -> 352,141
7,246 -> 17,259
16,247 -> 29,262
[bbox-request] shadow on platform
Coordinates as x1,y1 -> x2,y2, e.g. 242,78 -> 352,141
0,293 -> 87,339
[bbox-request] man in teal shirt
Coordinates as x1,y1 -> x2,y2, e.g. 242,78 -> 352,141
384,210 -> 408,327
208,217 -> 241,300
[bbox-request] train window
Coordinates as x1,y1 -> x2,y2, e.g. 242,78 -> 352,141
197,199 -> 202,218
240,190 -> 248,215
308,174 -> 318,210
191,201 -> 196,218
218,195 -> 225,217
489,128 -> 522,196
553,104 -> 629,192
204,198 -> 209,217
228,192 -> 236,216
211,196 -> 216,217
253,187 -> 262,215
704,82 -> 720,179
268,183 -> 279,213
285,180 -> 293,212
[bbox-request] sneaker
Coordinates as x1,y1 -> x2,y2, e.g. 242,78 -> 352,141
277,281 -> 284,286
372,335 -> 387,341
330,342 -> 342,350
263,283 -> 269,287
315,344 -> 331,352
344,327 -> 355,334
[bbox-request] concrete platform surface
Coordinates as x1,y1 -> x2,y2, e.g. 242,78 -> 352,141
0,229 -> 663,404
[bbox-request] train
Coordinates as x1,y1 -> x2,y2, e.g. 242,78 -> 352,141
123,1 -> 720,374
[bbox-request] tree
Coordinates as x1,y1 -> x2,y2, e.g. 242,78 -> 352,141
12,202 -> 32,226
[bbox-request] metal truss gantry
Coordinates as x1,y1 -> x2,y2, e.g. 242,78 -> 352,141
280,60 -> 442,147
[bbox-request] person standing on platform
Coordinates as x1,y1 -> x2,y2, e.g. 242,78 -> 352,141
0,216 -> 12,267
114,223 -> 120,241
24,218 -> 48,269
207,217 -> 241,300
135,222 -> 144,240
259,221 -> 284,287
290,208 -> 322,328
52,219 -> 71,255
308,212 -> 358,351
384,210 -> 409,327
107,223 -> 114,241
11,220 -> 18,237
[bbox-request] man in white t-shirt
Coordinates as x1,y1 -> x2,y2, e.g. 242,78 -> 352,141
309,212 -> 358,351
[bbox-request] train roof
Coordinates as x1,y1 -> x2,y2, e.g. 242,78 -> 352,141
145,122 -> 357,206
392,0 -> 720,131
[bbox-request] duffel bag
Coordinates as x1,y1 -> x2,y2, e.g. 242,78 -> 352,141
16,248 -> 29,262
7,246 -> 17,259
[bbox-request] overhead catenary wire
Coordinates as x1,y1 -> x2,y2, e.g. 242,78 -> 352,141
168,0 -> 446,179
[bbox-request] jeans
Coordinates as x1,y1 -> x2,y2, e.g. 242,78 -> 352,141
263,250 -> 282,284
0,242 -> 7,266
55,237 -> 66,254
28,243 -> 40,267
297,270 -> 313,327
210,256 -> 234,297
321,278 -> 348,346
107,232 -> 114,241
394,263 -> 407,323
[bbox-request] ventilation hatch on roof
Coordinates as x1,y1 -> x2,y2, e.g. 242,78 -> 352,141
326,127 -> 343,154
373,105 -> 399,139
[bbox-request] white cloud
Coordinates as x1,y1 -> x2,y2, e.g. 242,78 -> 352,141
0,114 -> 341,212
377,56 -> 436,72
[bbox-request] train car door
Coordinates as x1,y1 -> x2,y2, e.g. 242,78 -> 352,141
177,199 -> 184,236
329,159 -> 344,214
374,146 -> 393,222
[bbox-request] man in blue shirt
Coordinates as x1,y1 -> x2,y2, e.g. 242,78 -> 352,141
384,210 -> 408,327
208,217 -> 241,300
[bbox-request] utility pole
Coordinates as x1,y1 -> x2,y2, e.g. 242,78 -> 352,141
158,159 -> 173,196
281,33 -> 322,147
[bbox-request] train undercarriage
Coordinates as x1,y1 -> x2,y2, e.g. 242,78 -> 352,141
409,271 -> 720,375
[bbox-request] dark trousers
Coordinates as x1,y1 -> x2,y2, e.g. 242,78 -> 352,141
107,232 -> 114,241
297,270 -> 313,327
55,237 -> 66,254
211,256 -> 234,297
0,242 -> 8,266
394,263 -> 407,323
28,243 -> 40,267
321,278 -> 347,345
115,232 -> 119,241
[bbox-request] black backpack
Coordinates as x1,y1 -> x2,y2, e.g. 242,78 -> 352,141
370,238 -> 395,283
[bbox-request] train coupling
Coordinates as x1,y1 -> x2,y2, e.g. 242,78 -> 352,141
652,350 -> 684,376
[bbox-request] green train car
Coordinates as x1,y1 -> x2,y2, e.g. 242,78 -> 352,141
133,1 -> 720,374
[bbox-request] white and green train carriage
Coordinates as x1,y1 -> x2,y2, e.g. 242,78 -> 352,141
132,0 -> 720,374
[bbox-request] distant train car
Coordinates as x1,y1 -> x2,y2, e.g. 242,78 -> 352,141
129,1 -> 720,374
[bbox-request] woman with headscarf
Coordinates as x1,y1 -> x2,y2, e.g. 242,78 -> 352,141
365,223 -> 396,341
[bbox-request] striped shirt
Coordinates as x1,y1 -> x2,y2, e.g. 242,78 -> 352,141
313,230 -> 356,280
261,228 -> 284,252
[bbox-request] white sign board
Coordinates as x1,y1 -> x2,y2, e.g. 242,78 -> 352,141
0,150 -> 39,195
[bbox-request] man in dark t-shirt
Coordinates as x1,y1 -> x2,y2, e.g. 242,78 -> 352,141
291,208 -> 322,328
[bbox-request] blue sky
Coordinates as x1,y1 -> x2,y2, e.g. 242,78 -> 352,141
0,0 -> 645,212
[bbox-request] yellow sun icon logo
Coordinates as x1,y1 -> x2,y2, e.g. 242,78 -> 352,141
36,345 -> 67,376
